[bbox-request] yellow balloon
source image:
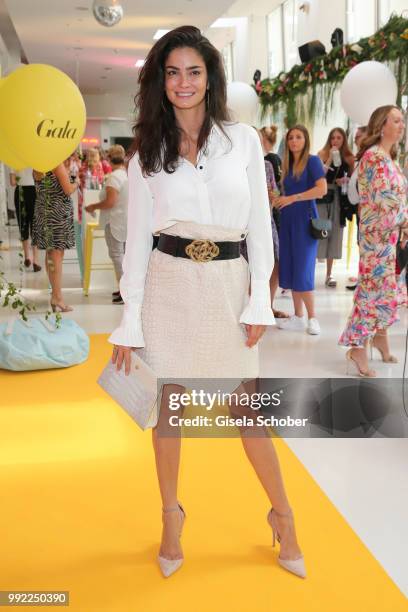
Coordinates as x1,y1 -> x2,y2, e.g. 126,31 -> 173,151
0,64 -> 86,172
0,137 -> 28,171
0,78 -> 28,170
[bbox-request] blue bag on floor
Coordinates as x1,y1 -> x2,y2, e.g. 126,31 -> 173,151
0,316 -> 89,371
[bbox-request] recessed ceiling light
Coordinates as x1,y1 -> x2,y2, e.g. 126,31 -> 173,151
153,29 -> 170,40
135,59 -> 145,68
75,6 -> 88,10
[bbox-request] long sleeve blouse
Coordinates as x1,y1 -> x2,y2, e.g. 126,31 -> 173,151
109,121 -> 275,348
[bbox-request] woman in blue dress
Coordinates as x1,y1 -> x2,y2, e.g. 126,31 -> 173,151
273,125 -> 327,335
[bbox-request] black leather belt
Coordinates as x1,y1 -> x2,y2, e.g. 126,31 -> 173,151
154,233 -> 242,262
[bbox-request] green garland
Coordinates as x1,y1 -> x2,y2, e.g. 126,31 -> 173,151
258,14 -> 408,126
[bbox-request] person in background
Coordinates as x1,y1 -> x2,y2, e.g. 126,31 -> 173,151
85,145 -> 128,304
346,125 -> 368,291
339,105 -> 408,376
98,147 -> 112,175
317,128 -> 354,288
32,162 -> 78,312
260,125 -> 282,185
273,125 -> 327,335
68,151 -> 81,182
9,167 -> 41,272
256,129 -> 288,318
79,148 -> 105,189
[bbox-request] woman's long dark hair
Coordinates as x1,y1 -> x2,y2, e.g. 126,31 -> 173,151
281,124 -> 311,183
129,25 -> 231,175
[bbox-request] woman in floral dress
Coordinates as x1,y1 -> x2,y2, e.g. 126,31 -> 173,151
339,105 -> 408,377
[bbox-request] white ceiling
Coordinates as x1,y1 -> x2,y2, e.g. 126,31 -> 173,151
5,0 -> 236,94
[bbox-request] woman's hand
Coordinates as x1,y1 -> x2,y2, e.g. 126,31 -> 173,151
244,325 -> 266,348
112,345 -> 133,376
85,204 -> 96,213
273,195 -> 295,209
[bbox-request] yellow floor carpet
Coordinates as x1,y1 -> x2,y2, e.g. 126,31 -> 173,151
0,334 -> 406,612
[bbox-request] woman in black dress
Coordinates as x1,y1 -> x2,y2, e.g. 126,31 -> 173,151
9,168 -> 41,272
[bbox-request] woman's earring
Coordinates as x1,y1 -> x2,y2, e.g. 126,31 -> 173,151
161,98 -> 168,113
380,130 -> 384,138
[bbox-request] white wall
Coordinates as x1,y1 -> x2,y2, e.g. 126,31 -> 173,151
83,93 -> 135,121
82,93 -> 134,150
298,0 -> 347,48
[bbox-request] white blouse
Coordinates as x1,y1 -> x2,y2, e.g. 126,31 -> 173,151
108,121 -> 275,348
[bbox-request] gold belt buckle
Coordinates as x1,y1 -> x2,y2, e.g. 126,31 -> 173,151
185,239 -> 220,262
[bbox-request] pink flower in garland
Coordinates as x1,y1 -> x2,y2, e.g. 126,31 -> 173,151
278,85 -> 285,94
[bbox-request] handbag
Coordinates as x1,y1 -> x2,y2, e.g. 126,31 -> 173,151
310,217 -> 332,239
0,316 -> 89,371
97,350 -> 160,430
309,201 -> 332,240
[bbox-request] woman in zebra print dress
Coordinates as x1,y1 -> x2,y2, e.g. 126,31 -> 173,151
32,163 -> 78,312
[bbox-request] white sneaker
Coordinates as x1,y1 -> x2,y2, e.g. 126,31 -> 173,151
307,318 -> 321,335
276,315 -> 306,331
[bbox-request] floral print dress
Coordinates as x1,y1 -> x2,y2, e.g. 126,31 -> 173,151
339,145 -> 408,347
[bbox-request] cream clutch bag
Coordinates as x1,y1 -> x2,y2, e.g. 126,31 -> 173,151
97,351 -> 160,430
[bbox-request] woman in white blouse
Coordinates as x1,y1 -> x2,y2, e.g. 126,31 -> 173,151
110,26 -> 305,579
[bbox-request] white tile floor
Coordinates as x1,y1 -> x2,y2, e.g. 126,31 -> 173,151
1,225 -> 407,596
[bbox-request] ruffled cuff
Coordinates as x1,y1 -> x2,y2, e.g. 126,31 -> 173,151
107,303 -> 145,347
239,280 -> 276,326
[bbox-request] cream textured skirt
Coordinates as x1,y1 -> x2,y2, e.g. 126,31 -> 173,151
136,222 -> 259,379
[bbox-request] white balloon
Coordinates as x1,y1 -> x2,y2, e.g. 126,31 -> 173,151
340,61 -> 398,125
227,82 -> 259,125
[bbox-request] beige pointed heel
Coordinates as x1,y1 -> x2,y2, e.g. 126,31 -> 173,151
371,335 -> 398,363
157,503 -> 186,578
346,349 -> 376,378
267,508 -> 306,579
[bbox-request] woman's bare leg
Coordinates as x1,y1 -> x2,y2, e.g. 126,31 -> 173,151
240,435 -> 302,559
292,291 -> 304,318
300,291 -> 315,319
152,384 -> 184,560
232,381 -> 302,560
326,258 -> 334,279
